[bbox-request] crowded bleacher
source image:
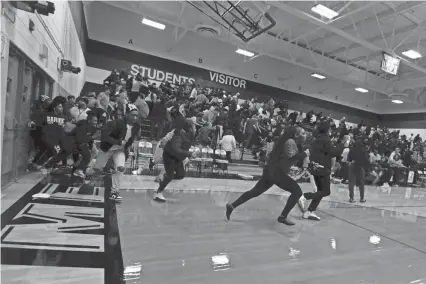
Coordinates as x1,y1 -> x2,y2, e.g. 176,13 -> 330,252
27,68 -> 426,188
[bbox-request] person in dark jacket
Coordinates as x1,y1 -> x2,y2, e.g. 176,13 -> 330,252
34,96 -> 66,168
43,110 -> 100,175
154,119 -> 195,202
347,139 -> 370,203
28,95 -> 51,167
299,121 -> 348,221
72,112 -> 101,178
226,126 -> 308,226
149,96 -> 167,140
89,104 -> 141,201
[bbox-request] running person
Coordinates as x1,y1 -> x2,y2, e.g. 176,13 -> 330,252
299,121 -> 349,221
226,126 -> 309,226
154,119 -> 195,202
89,104 -> 140,201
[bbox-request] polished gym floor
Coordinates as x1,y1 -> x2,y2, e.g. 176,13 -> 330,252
1,173 -> 425,284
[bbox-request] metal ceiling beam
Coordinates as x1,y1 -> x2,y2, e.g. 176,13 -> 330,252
107,1 -> 392,94
270,2 -> 426,77
328,23 -> 417,56
307,1 -> 424,48
285,1 -> 378,46
394,77 -> 426,90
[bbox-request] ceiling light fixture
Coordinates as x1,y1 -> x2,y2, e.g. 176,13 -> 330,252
142,18 -> 166,30
355,87 -> 368,93
311,73 -> 326,79
402,49 -> 422,59
311,4 -> 339,20
236,48 -> 254,57
391,99 -> 403,104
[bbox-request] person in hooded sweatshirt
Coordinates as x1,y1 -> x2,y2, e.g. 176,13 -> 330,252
226,126 -> 309,226
88,103 -> 140,201
28,95 -> 51,167
154,119 -> 195,202
34,96 -> 67,169
299,120 -> 349,221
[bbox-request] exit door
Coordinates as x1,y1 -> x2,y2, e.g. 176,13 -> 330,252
2,52 -> 23,186
1,47 -> 35,187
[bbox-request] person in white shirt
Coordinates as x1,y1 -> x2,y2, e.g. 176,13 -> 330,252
189,85 -> 198,99
389,147 -> 401,162
69,97 -> 91,123
221,130 -> 237,163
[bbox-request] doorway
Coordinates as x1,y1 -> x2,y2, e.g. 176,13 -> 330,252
1,45 -> 52,187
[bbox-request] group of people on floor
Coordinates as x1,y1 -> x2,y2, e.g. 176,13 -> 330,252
27,67 -> 425,203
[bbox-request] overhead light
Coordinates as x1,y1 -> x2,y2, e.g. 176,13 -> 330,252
142,18 -> 166,30
402,49 -> 422,59
236,48 -> 254,57
355,87 -> 368,93
311,73 -> 326,79
311,4 -> 339,20
392,99 -> 403,104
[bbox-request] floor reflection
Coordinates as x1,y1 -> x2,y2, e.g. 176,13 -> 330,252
116,189 -> 426,284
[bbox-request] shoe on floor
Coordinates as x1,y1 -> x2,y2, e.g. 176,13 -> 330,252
381,183 -> 390,189
109,192 -> 123,201
73,169 -> 86,179
303,211 -> 320,221
360,199 -> 366,203
297,196 -> 306,213
39,167 -> 52,175
349,198 -> 355,203
277,216 -> 295,226
154,192 -> 166,202
226,203 -> 234,221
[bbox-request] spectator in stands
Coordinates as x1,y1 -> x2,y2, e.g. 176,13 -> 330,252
69,97 -> 91,122
149,96 -> 167,140
65,95 -> 76,112
221,129 -> 237,163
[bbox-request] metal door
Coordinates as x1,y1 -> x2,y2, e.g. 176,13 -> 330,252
16,61 -> 34,176
1,50 -> 24,186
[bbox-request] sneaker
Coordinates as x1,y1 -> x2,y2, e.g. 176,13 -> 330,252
303,211 -> 320,221
349,198 -> 355,203
109,192 -> 123,201
225,203 -> 234,221
39,167 -> 52,175
132,166 -> 143,175
277,216 -> 295,226
73,169 -> 86,179
297,196 -> 306,213
381,183 -> 390,190
360,199 -> 366,203
154,192 -> 166,202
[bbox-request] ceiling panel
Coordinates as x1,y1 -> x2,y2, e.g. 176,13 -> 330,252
84,1 -> 426,113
